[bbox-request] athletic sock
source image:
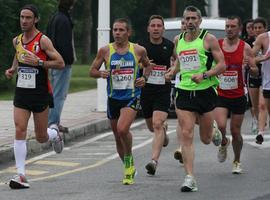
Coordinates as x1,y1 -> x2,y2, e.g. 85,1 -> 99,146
14,140 -> 27,175
47,128 -> 58,141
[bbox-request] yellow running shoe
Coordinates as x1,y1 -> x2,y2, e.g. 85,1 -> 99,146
122,166 -> 136,185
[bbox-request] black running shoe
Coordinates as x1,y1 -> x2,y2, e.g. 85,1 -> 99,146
256,134 -> 264,144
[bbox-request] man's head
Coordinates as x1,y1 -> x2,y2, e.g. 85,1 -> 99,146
183,6 -> 202,33
20,4 -> 39,32
225,16 -> 242,40
253,17 -> 268,37
147,15 -> 164,40
59,0 -> 75,10
112,18 -> 132,44
181,19 -> 187,32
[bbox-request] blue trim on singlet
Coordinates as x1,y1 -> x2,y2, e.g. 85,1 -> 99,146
106,45 -> 141,100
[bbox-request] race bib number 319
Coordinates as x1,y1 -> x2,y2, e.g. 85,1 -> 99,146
17,67 -> 37,89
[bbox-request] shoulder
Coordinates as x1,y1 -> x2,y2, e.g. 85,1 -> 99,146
133,43 -> 147,53
162,37 -> 174,47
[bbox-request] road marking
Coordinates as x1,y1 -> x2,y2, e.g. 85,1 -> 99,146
34,160 -> 80,167
0,126 -> 176,186
2,167 -> 47,176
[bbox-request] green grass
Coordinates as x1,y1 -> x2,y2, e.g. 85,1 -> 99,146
0,64 -> 97,100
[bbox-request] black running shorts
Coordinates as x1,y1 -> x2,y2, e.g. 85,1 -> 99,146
175,87 -> 217,115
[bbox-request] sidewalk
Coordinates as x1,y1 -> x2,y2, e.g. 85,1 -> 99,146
0,89 -> 110,164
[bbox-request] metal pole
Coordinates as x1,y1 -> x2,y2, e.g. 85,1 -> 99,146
209,0 -> 219,17
97,0 -> 110,111
252,0 -> 258,19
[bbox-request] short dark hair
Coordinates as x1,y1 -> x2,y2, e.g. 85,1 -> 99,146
183,6 -> 202,18
227,15 -> 242,27
253,17 -> 268,29
21,4 -> 39,19
59,0 -> 75,10
113,18 -> 132,31
148,15 -> 164,26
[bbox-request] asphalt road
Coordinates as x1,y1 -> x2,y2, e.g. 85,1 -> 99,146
0,116 -> 270,200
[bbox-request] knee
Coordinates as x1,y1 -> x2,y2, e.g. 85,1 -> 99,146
152,120 -> 163,132
117,125 -> 128,136
181,130 -> 193,144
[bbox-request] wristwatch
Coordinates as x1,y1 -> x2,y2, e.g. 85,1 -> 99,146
38,59 -> 44,67
202,72 -> 208,79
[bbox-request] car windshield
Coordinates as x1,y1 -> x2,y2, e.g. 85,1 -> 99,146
164,29 -> 225,41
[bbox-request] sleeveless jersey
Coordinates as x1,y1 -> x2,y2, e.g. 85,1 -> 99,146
138,37 -> 174,94
105,42 -> 140,100
15,32 -> 52,95
217,39 -> 245,98
175,29 -> 219,90
261,32 -> 270,90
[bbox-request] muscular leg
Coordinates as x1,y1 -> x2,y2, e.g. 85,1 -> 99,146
230,114 -> 244,162
177,109 -> 196,176
214,107 -> 229,144
110,119 -> 125,161
13,107 -> 31,175
151,111 -> 168,161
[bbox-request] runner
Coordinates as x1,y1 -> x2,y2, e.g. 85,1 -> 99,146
252,19 -> 270,144
167,6 -> 225,192
215,16 -> 257,174
5,4 -> 65,189
138,15 -> 175,175
89,18 -> 152,185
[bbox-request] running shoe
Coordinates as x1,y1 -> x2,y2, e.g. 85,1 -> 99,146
122,166 -> 136,185
232,161 -> 242,174
163,121 -> 169,147
256,134 -> 264,145
9,174 -> 30,189
174,148 -> 183,164
145,160 -> 157,175
217,138 -> 230,163
50,124 -> 64,154
181,175 -> 198,192
212,120 -> 222,146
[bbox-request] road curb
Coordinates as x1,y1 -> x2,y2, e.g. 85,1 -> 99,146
0,119 -> 110,165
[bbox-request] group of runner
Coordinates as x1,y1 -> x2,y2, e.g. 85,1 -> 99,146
6,3 -> 270,193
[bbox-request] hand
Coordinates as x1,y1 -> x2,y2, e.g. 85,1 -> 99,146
135,77 -> 146,88
99,70 -> 110,79
5,68 -> 15,79
23,52 -> 39,66
191,73 -> 203,84
165,68 -> 174,81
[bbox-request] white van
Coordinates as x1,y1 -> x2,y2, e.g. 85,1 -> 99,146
164,17 -> 226,41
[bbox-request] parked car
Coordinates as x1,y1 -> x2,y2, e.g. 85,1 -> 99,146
164,18 -> 226,118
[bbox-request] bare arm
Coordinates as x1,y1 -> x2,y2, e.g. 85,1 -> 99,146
89,46 -> 110,79
245,43 -> 258,76
191,34 -> 225,83
253,34 -> 270,63
134,44 -> 151,87
5,38 -> 19,79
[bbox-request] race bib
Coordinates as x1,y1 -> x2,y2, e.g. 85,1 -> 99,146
17,67 -> 38,88
179,49 -> 200,71
112,68 -> 134,90
219,71 -> 238,90
147,65 -> 166,85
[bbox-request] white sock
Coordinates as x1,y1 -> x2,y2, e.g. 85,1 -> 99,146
47,128 -> 58,141
14,140 -> 27,176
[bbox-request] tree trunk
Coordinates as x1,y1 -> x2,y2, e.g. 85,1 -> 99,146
81,0 -> 92,64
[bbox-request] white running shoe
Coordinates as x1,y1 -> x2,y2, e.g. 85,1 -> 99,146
212,120 -> 222,146
232,161 -> 242,174
9,174 -> 30,189
181,175 -> 198,192
50,124 -> 64,154
218,138 -> 230,163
